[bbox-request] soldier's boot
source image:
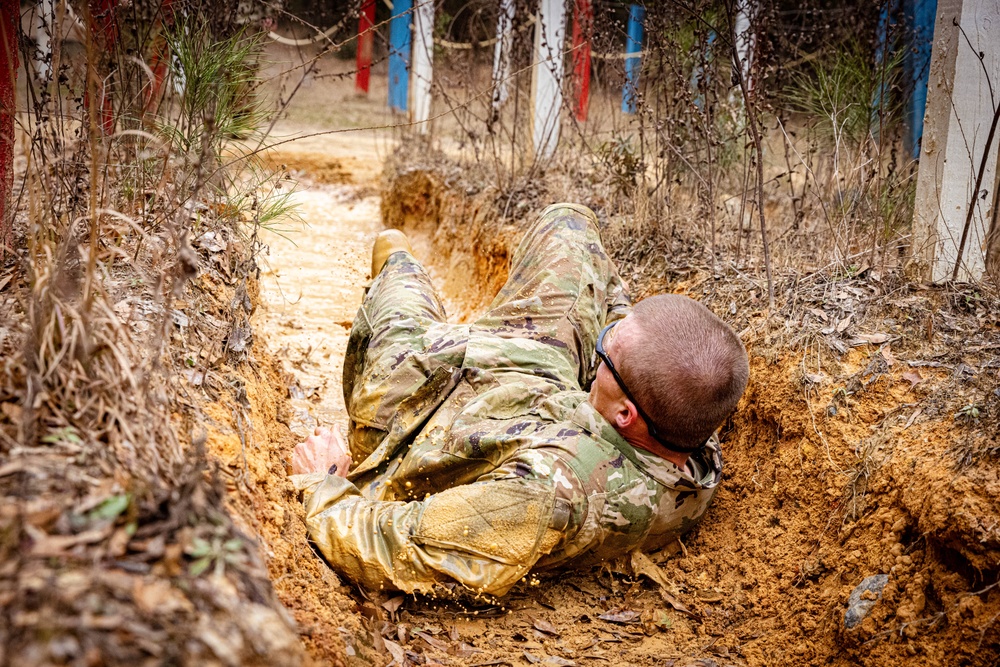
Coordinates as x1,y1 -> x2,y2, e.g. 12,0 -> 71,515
371,229 -> 413,277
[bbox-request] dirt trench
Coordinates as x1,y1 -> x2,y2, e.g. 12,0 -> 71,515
230,148 -> 1000,667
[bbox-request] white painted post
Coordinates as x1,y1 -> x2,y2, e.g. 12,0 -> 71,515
491,0 -> 514,113
912,0 -> 1000,282
733,0 -> 756,95
35,0 -> 54,80
531,0 -> 566,160
411,0 -> 435,133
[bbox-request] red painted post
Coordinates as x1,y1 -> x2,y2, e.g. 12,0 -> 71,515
0,0 -> 17,259
85,0 -> 119,135
572,0 -> 593,122
356,0 -> 375,94
146,0 -> 177,114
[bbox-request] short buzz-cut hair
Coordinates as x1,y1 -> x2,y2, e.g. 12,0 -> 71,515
619,295 -> 749,449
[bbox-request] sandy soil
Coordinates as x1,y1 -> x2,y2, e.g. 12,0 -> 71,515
230,47 -> 1000,667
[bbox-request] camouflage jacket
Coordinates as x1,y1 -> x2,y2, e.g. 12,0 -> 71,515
292,204 -> 723,597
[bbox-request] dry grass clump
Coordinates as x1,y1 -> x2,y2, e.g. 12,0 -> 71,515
0,2 -> 306,663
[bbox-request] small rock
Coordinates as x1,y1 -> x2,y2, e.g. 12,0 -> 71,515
844,574 -> 889,629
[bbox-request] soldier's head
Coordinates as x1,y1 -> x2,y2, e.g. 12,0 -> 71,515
589,295 -> 749,453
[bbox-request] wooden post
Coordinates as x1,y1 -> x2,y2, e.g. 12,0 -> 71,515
388,0 -> 412,112
571,0 -> 592,122
0,0 -> 17,259
531,0 -> 566,160
691,30 -> 717,110
411,0 -> 434,132
873,0 -> 900,131
912,0 -> 1000,282
35,0 -> 54,81
86,0 -> 118,136
903,0 -> 937,159
356,0 -> 375,94
621,4 -> 644,114
733,0 -> 755,96
146,0 -> 176,114
491,0 -> 514,115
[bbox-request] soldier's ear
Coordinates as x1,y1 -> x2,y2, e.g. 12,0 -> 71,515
615,400 -> 639,429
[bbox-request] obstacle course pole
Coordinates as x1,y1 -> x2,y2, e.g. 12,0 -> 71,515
531,0 -> 566,159
0,0 -> 15,259
571,0 -> 592,122
733,0 -> 755,97
912,0 -> 1000,282
622,4 -> 644,114
356,0 -> 375,94
388,0 -> 412,112
872,0 -> 899,133
412,0 -> 435,132
904,0 -> 937,159
492,0 -> 515,114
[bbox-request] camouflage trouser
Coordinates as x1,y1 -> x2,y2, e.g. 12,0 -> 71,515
343,203 -> 631,466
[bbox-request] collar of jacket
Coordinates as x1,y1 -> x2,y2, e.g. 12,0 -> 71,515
568,400 -> 722,491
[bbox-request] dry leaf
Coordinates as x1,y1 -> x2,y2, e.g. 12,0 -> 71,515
0,460 -> 26,478
597,610 -> 640,624
382,596 -> 404,614
902,369 -> 924,389
1,401 -> 22,422
532,618 -> 560,636
382,637 -> 405,665
880,345 -> 896,366
696,589 -> 723,603
26,525 -> 111,557
524,651 -> 541,664
412,630 -> 449,651
629,551 -> 698,618
858,332 -> 890,344
836,314 -> 853,333
806,308 -> 828,323
543,657 -> 575,666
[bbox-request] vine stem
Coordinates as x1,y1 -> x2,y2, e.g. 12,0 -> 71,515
729,0 -> 775,311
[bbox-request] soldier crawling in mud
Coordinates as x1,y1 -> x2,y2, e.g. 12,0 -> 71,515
289,204 -> 749,597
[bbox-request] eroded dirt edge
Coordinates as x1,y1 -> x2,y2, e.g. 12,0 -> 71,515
218,154 -> 999,667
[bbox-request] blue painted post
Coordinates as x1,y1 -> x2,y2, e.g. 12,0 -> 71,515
622,4 -> 645,114
691,30 -> 717,110
872,0 -> 899,136
905,0 -> 937,159
388,0 -> 412,113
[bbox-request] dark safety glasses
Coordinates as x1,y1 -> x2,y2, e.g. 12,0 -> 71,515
595,320 -> 690,452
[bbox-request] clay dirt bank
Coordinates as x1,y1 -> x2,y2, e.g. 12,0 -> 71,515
226,147 -> 1000,666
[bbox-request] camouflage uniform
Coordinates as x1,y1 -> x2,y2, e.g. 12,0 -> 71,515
292,204 -> 722,597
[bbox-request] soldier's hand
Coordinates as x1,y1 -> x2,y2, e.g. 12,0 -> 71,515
292,424 -> 351,477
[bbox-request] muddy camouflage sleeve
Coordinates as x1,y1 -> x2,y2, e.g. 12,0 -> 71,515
291,471 -> 563,597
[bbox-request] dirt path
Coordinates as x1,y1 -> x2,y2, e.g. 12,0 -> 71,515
259,183 -> 380,438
